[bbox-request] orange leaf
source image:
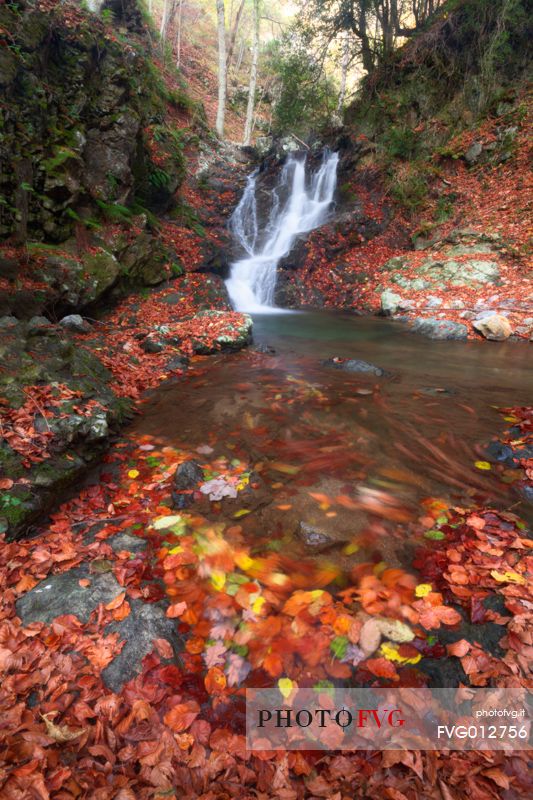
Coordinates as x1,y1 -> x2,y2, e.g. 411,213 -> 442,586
205,666 -> 227,694
263,652 -> 283,678
364,657 -> 399,681
105,592 -> 126,611
447,639 -> 471,658
112,601 -> 131,621
166,602 -> 187,618
164,700 -> 200,733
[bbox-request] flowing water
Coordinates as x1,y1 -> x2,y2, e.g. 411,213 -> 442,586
135,312 -> 533,566
226,150 -> 339,312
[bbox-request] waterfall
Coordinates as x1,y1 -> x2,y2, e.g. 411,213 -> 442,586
226,150 -> 339,312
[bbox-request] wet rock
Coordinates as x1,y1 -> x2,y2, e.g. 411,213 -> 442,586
59,314 -> 91,333
254,343 -> 276,354
102,599 -> 182,692
141,337 -> 165,354
380,290 -> 403,315
166,355 -> 189,371
173,460 -> 204,491
418,387 -> 457,397
109,532 -> 147,553
323,358 -> 388,377
485,441 -> 515,466
410,318 -> 468,341
27,316 -> 53,335
473,313 -> 513,341
16,566 -> 122,625
297,522 -> 338,552
191,311 -> 253,354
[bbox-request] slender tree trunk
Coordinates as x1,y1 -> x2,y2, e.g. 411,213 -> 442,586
160,0 -> 169,38
243,0 -> 260,145
226,0 -> 245,70
336,32 -> 350,115
175,0 -> 184,67
215,0 -> 227,137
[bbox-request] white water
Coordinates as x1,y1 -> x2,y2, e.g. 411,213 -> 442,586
226,150 -> 339,312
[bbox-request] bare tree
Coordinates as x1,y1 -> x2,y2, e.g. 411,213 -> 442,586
216,0 -> 227,137
243,0 -> 260,145
226,0 -> 245,71
336,31 -> 350,114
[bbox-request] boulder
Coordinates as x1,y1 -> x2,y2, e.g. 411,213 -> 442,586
473,313 -> 513,341
27,316 -> 53,335
15,566 -> 122,625
381,289 -> 403,315
410,318 -> 468,341
465,141 -> 483,164
59,314 -> 91,333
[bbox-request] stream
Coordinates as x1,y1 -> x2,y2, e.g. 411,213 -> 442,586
133,310 -> 533,574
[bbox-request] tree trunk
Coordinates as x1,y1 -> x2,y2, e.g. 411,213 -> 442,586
243,0 -> 260,145
160,0 -> 169,38
336,32 -> 350,115
215,0 -> 227,138
175,0 -> 184,67
226,0 -> 245,70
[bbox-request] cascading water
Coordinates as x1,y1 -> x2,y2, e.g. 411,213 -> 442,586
226,150 -> 339,312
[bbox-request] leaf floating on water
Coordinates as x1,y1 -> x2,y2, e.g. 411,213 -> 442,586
278,677 -> 295,698
153,515 -> 184,530
424,529 -> 445,540
269,462 -> 301,475
474,461 -> 491,470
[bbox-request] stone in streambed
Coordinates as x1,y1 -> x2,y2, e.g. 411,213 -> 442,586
473,314 -> 513,341
323,358 -> 388,377
15,566 -> 122,625
102,599 -> 182,692
409,318 -> 468,341
297,522 -> 340,552
172,460 -> 204,507
380,289 -> 403,315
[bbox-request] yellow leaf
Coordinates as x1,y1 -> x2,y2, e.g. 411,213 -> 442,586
415,583 -> 433,598
380,642 -> 421,665
343,542 -> 360,555
211,571 -> 226,591
474,461 -> 491,471
235,553 -> 254,571
233,509 -> 251,518
490,570 -> 526,585
278,677 -> 295,698
503,416 -> 519,423
252,596 -> 266,614
128,469 -> 140,479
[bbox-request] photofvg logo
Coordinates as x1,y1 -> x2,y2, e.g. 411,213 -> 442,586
246,688 -> 532,751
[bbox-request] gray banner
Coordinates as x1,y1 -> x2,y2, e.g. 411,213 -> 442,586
246,688 -> 532,751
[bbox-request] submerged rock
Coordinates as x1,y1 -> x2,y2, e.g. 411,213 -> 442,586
297,522 -> 339,552
409,318 -> 468,341
323,357 -> 388,377
473,313 -> 513,341
173,460 -> 204,492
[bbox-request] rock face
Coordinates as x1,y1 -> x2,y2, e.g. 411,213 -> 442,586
0,1 -> 185,244
0,320 -> 128,538
473,314 -> 513,341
